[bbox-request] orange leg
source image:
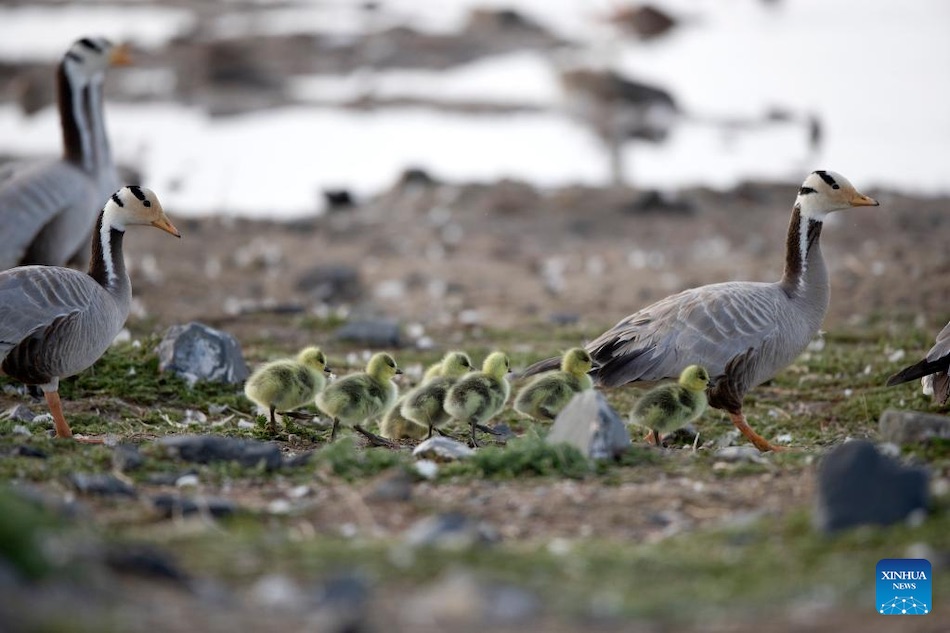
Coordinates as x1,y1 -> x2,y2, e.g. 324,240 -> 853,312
44,389 -> 73,439
643,429 -> 662,446
728,411 -> 786,453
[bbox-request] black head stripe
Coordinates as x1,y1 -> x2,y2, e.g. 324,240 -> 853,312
814,170 -> 840,189
78,38 -> 104,52
111,192 -> 124,207
128,185 -> 151,207
798,186 -> 817,196
65,51 -> 83,62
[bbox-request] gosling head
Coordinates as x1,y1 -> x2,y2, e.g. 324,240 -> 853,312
297,347 -> 330,373
103,186 -> 180,237
440,351 -> 474,379
62,37 -> 131,82
561,348 -> 594,375
366,352 -> 402,381
678,365 -> 710,392
482,351 -> 510,378
795,170 -> 878,220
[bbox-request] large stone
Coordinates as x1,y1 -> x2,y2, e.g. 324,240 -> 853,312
68,473 -> 137,497
157,321 -> 248,386
157,435 -> 282,471
334,318 -> 403,347
404,512 -> 499,549
546,391 -> 631,460
814,440 -> 929,533
295,264 -> 362,303
879,409 -> 950,445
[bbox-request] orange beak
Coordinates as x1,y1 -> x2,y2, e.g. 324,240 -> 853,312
849,191 -> 879,207
109,43 -> 133,67
151,215 -> 181,238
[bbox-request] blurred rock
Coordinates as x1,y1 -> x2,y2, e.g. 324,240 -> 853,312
879,409 -> 950,445
2,404 -> 35,424
365,469 -> 413,502
406,570 -> 540,626
103,543 -> 190,586
295,265 -> 362,304
547,391 -> 631,460
150,494 -> 237,519
322,188 -> 355,211
334,318 -> 402,347
68,473 -> 136,498
9,445 -> 46,459
158,435 -> 282,471
157,322 -> 248,386
412,437 -> 475,461
605,4 -> 678,40
623,189 -> 695,215
814,440 -> 929,533
714,446 -> 769,464
112,443 -> 144,472
404,512 -> 499,549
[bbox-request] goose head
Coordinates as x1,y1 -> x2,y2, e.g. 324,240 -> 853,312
366,352 -> 402,381
441,351 -> 474,379
678,365 -> 710,392
482,351 -> 510,378
561,347 -> 594,375
104,186 -> 180,236
297,347 -> 330,374
63,37 -> 132,82
795,170 -> 878,220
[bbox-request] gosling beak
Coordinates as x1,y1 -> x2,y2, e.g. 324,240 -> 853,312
324,366 -> 332,374
109,43 -> 133,67
151,215 -> 181,238
849,191 -> 879,207
395,368 -> 404,375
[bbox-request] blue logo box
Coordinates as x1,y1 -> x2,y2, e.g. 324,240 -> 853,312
877,559 -> 931,615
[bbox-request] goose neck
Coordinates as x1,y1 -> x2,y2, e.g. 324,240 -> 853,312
779,206 -> 828,297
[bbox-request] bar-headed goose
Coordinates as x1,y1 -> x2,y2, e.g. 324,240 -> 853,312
244,346 -> 331,433
523,171 -> 880,452
513,347 -> 594,421
0,37 -> 130,271
444,351 -> 511,447
315,352 -> 402,442
629,364 -> 709,446
0,186 -> 180,440
886,321 -> 950,404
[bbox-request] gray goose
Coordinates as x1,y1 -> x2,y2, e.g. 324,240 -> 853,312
0,37 -> 129,271
0,186 -> 180,440
522,170 -> 880,452
886,321 -> 950,404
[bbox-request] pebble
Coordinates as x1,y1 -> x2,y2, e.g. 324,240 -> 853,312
157,435 -> 283,471
365,469 -> 413,502
412,437 -> 475,461
2,404 -> 35,424
150,494 -> 237,519
112,443 -> 144,472
814,440 -> 929,533
713,446 -> 770,464
404,512 -> 500,549
156,321 -> 249,386
547,391 -> 630,460
334,318 -> 403,347
879,409 -> 950,445
68,473 -> 137,497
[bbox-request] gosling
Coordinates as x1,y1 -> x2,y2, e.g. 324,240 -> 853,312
629,364 -> 709,446
514,348 -> 594,421
244,346 -> 331,433
379,361 -> 442,441
401,351 -> 475,439
315,352 -> 402,441
444,351 -> 510,447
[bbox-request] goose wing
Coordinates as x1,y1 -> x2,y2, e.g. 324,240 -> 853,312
0,160 -> 98,270
886,321 -> 950,386
589,281 -> 788,387
0,266 -> 102,366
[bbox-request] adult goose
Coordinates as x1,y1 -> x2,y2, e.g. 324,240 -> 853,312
522,171 -> 880,452
0,37 -> 129,271
0,186 -> 180,440
886,321 -> 950,404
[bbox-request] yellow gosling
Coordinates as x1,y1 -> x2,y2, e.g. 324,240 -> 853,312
401,351 -> 475,439
244,346 -> 330,433
315,352 -> 402,442
444,351 -> 510,447
514,348 -> 594,421
629,364 -> 709,446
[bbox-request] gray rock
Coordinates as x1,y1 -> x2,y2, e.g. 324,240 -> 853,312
2,404 -> 35,424
714,446 -> 769,464
546,391 -> 631,460
412,437 -> 475,461
146,469 -> 198,486
405,571 -> 539,626
365,469 -> 413,502
68,473 -> 137,497
9,445 -> 46,459
814,440 -> 929,533
404,512 -> 500,549
112,443 -> 144,472
103,543 -> 190,586
879,409 -> 950,445
150,494 -> 237,519
158,435 -> 282,471
157,321 -> 248,386
334,318 -> 402,347
295,264 -> 362,303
